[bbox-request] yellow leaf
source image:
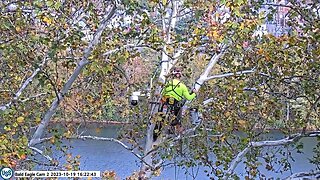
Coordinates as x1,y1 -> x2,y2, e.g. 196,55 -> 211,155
238,120 -> 247,127
153,168 -> 161,176
215,13 -> 220,19
194,28 -> 200,35
50,137 -> 55,144
248,105 -> 254,111
162,0 -> 167,5
240,22 -> 244,30
15,26 -> 21,32
210,30 -> 219,39
43,16 -> 53,25
35,117 -> 41,124
220,135 -> 226,142
95,128 -> 101,134
0,145 -> 7,150
225,111 -> 231,117
17,116 -> 24,123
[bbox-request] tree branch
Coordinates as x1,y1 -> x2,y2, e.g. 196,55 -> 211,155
194,44 -> 228,90
103,43 -> 136,56
157,0 -> 180,84
19,93 -> 48,103
285,170 -> 320,180
223,131 -> 320,180
262,2 -> 313,25
0,58 -> 47,111
73,135 -> 156,171
29,5 -> 117,146
205,69 -> 255,81
29,146 -> 53,162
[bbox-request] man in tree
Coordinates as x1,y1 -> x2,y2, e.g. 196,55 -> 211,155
153,67 -> 197,141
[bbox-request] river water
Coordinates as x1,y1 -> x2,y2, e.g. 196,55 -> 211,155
52,125 -> 317,179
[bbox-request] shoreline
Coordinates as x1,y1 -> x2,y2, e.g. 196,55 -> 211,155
49,120 -> 129,127
49,119 -> 318,131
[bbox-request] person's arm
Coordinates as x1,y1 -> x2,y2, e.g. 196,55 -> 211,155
181,84 -> 196,101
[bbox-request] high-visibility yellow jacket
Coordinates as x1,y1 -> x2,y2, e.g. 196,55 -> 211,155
162,79 -> 196,101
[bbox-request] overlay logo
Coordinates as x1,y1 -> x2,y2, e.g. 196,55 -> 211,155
0,167 -> 14,180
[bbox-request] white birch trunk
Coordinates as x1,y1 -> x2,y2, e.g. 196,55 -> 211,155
158,0 -> 179,84
141,0 -> 181,177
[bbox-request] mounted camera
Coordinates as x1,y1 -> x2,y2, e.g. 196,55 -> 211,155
130,91 -> 141,106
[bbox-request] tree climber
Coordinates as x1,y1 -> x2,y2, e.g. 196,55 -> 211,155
153,67 -> 198,141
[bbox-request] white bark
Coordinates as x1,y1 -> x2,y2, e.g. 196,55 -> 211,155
29,6 -> 116,146
285,170 -> 320,180
158,0 -> 180,84
194,44 -> 228,91
141,1 -> 183,177
223,131 -> 320,180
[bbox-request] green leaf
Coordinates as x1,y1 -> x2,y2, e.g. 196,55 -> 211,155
46,0 -> 54,7
236,0 -> 244,6
54,2 -> 62,9
4,126 -> 11,131
13,122 -> 18,128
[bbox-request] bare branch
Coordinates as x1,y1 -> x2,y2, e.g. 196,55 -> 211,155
203,98 -> 214,105
205,69 -> 255,81
75,135 -> 136,153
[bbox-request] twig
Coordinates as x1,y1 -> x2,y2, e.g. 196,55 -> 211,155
22,158 -> 61,169
72,135 -> 156,171
19,93 -> 48,103
285,170 -> 320,180
29,146 -> 53,161
205,69 -> 255,81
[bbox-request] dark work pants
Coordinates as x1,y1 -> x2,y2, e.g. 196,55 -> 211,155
153,99 -> 183,141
